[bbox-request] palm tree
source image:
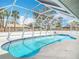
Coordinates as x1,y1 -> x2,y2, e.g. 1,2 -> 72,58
0,8 -> 10,31
46,16 -> 53,30
33,7 -> 56,30
3,9 -> 10,31
0,8 -> 8,31
11,10 -> 19,31
33,12 -> 40,29
0,8 -> 5,28
52,17 -> 62,30
33,10 -> 48,30
69,20 -> 79,30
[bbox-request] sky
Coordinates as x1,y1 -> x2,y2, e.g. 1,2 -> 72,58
0,0 -> 39,8
0,0 -> 77,26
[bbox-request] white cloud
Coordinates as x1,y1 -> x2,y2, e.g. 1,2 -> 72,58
19,16 -> 24,24
19,16 -> 34,25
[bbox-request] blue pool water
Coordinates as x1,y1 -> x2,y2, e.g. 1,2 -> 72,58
1,34 -> 76,58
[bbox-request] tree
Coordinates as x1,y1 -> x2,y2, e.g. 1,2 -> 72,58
33,12 -> 41,29
0,8 -> 9,31
33,9 -> 47,30
69,20 -> 79,30
51,17 -> 62,30
0,8 -> 4,28
3,9 -> 10,31
33,7 -> 56,30
11,10 -> 19,31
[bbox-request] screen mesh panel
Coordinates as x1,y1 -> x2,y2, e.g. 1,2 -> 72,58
60,0 -> 79,18
37,0 -> 61,7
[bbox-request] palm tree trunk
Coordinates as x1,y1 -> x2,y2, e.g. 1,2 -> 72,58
14,19 -> 16,31
0,19 -> 2,28
4,17 -> 8,32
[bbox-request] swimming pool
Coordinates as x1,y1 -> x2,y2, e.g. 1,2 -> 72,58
1,34 -> 76,58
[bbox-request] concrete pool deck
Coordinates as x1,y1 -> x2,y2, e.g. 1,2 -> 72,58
0,31 -> 79,59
